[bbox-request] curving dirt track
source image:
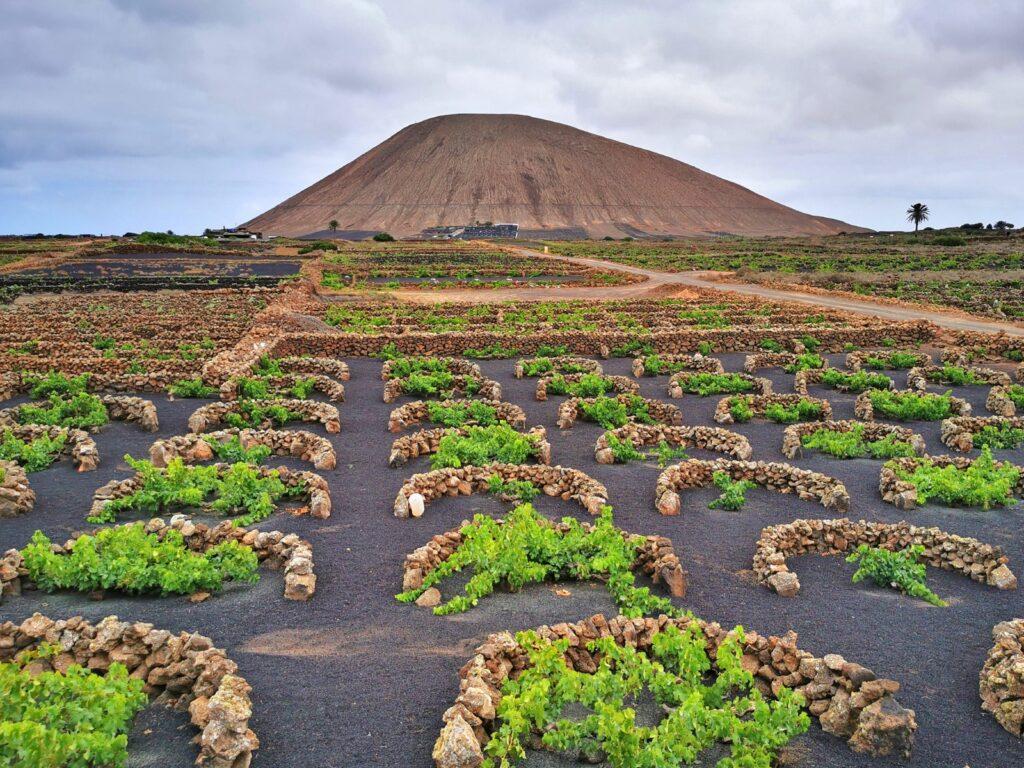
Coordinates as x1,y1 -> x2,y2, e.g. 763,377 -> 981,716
392,244 -> 1024,337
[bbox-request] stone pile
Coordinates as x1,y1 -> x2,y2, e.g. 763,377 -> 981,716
383,375 -> 500,404
515,356 -> 603,378
0,424 -> 99,471
535,373 -> 637,401
556,395 -> 682,429
0,613 -> 259,768
782,420 -> 925,459
940,415 -> 1024,452
0,460 -> 34,517
631,353 -> 723,377
793,368 -> 894,396
383,358 -> 482,380
0,515 -> 317,602
906,365 -> 1010,391
669,371 -> 772,399
655,459 -> 850,515
880,454 -> 1024,509
744,352 -> 828,372
714,393 -> 832,424
220,374 -> 345,403
188,399 -> 341,434
986,385 -> 1021,417
388,400 -> 525,433
149,428 -> 337,470
388,426 -> 550,468
393,464 -> 608,518
854,390 -> 970,421
402,519 -> 688,601
432,612 -> 917,767
845,351 -> 930,372
752,517 -> 1016,598
90,463 -> 332,521
594,423 -> 753,463
979,618 -> 1024,738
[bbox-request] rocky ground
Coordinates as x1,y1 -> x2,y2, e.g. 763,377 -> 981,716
1,351 -> 1022,767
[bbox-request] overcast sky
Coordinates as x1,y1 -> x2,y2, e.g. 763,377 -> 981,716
2,0 -> 1022,235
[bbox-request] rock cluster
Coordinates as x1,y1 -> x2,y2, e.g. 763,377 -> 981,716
0,613 -> 259,768
556,395 -> 682,429
220,374 -> 345,403
594,423 -> 753,463
906,364 -> 1010,391
0,424 -> 99,471
535,373 -> 637,401
90,463 -> 332,521
432,612 -> 917,767
188,399 -> 341,434
383,375 -> 500,404
149,428 -> 337,471
986,385 -> 1020,417
0,460 -> 34,518
793,368 -> 894,396
714,393 -> 832,424
655,459 -> 850,515
515,356 -> 603,378
631,353 -> 723,377
668,370 -> 771,399
402,519 -> 687,600
0,515 -> 317,602
940,415 -> 1024,452
388,399 -> 525,433
393,464 -> 608,518
782,420 -> 925,459
753,517 -> 1016,598
980,618 -> 1024,738
383,358 -> 482,380
744,352 -> 828,372
388,426 -> 550,468
879,454 -> 1024,510
845,350 -> 930,372
854,390 -> 970,421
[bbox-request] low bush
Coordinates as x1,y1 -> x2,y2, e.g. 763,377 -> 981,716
759,339 -> 784,352
208,435 -> 272,464
847,543 -> 946,606
0,429 -> 67,472
603,433 -> 688,467
676,372 -> 754,396
431,425 -> 539,469
545,373 -> 615,398
397,504 -> 679,618
929,365 -> 985,386
891,447 -> 1019,509
16,392 -> 108,430
1007,385 -> 1024,409
579,395 -> 655,429
23,371 -> 90,398
0,647 -> 148,768
800,425 -> 915,459
708,470 -> 756,510
462,344 -> 519,359
783,353 -> 825,373
486,475 -> 540,503
820,369 -> 892,393
535,344 -> 570,357
168,378 -> 218,398
22,524 -> 259,596
728,396 -> 754,423
483,621 -> 809,768
372,232 -> 395,242
864,352 -> 921,370
426,400 -> 499,427
972,423 -> 1024,450
798,334 -> 821,352
868,389 -> 954,420
223,401 -> 305,429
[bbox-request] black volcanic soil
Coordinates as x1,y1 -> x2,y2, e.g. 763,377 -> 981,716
1,353 -> 1021,767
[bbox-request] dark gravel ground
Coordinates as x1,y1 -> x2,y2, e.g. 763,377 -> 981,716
1,352 -> 1023,767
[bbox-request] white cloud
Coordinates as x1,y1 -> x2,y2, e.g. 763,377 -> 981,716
0,0 -> 1021,233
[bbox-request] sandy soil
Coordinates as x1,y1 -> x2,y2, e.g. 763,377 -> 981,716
1,354 -> 1022,766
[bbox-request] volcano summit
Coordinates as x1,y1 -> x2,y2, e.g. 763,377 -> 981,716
245,114 -> 862,238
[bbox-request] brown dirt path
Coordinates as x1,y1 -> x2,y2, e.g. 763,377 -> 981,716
392,244 -> 1024,337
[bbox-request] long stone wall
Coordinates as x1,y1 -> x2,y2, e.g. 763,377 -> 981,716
793,368 -> 895,396
387,399 -> 525,432
382,375 -> 500,404
383,358 -> 482,380
854,390 -> 971,421
272,356 -> 350,380
388,426 -> 550,468
668,371 -> 771,398
744,352 -> 829,372
0,613 -> 259,768
188,399 -> 341,434
149,428 -> 337,470
556,395 -> 682,429
594,423 -> 753,463
980,618 -> 1024,738
781,421 -> 926,459
846,351 -> 930,372
432,612 -> 916,767
516,356 -> 602,378
535,373 -> 637,401
752,517 -> 1016,598
393,464 -> 608,518
906,365 -> 1010,391
220,374 -> 346,403
714,393 -> 832,424
631,353 -> 723,377
655,459 -> 850,515
986,385 -> 1021,417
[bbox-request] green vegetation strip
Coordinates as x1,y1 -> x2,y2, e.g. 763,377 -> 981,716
800,425 -> 916,459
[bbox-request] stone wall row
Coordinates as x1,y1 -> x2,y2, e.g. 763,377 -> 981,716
149,428 -> 337,471
388,426 -> 550,468
594,423 -> 753,463
188,399 -> 341,434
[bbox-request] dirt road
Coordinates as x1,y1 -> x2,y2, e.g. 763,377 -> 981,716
393,244 -> 1024,337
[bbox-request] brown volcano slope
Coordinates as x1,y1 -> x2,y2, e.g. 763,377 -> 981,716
245,114 -> 865,238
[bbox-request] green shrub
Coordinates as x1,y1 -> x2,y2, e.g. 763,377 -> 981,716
847,544 -> 946,606
864,352 -> 920,370
891,446 -> 1019,509
462,344 -> 519,359
486,475 -> 540,503
800,424 -> 915,459
372,232 -> 395,242
783,353 -> 825,373
930,365 -> 985,386
223,401 -> 305,429
432,425 -> 539,469
0,429 -> 67,472
397,504 -> 679,618
545,373 -> 615,397
426,400 -> 499,427
168,378 -> 217,398
611,339 -> 655,357
867,389 -> 954,420
708,471 -> 756,510
759,339 -> 784,352
1007,385 -> 1024,409
16,393 -> 108,430
605,433 -> 646,463
208,436 -> 272,464
0,648 -> 148,768
23,371 -> 90,399
535,344 -> 570,357
972,423 -> 1024,450
697,341 -> 714,356
763,399 -> 824,424
675,372 -> 755,396
22,524 -> 259,596
797,334 -> 821,352
578,395 -> 655,429
727,396 -> 754,423
820,369 -> 892,393
400,371 -> 458,398
235,377 -> 271,400
931,234 -> 967,247
483,620 -> 808,767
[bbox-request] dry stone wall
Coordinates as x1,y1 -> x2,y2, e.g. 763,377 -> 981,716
980,619 -> 1024,738
388,399 -> 525,432
668,371 -> 772,399
794,368 -> 894,396
383,358 -> 482,380
854,390 -> 970,421
220,374 -> 345,402
0,460 -> 34,517
744,352 -> 828,372
907,365 -> 1010,391
535,373 -> 637,401
631,353 -> 724,377
0,394 -> 160,433
752,517 -> 1016,598
149,428 -> 337,470
880,455 -> 1024,510
0,424 -> 99,471
388,426 -> 550,468
382,375 -> 500,404
845,351 -> 931,372
714,394 -> 832,424
782,421 -> 925,459
556,395 -> 681,429
188,399 -> 341,434
940,416 -> 1024,452
986,385 -> 1020,417
594,423 -> 753,463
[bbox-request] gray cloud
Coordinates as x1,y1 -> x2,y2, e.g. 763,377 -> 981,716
1,0 -> 1021,233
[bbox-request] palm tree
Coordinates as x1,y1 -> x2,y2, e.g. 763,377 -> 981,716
906,203 -> 929,234
328,219 -> 338,232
